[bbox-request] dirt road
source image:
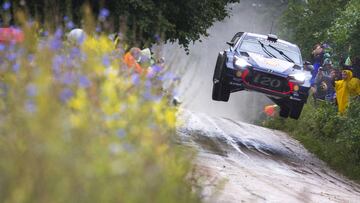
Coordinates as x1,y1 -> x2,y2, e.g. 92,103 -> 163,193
178,110 -> 360,202
164,0 -> 360,202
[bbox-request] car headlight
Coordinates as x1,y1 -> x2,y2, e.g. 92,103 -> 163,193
234,56 -> 251,69
289,73 -> 305,84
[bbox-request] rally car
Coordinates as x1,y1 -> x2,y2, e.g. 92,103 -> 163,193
212,32 -> 311,119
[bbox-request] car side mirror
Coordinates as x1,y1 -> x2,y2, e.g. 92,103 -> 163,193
303,61 -> 313,72
305,65 -> 314,72
226,41 -> 235,47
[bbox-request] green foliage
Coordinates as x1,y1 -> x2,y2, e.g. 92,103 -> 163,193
328,0 -> 360,55
0,19 -> 200,202
263,99 -> 360,181
3,0 -> 240,50
277,0 -> 360,182
280,0 -> 352,60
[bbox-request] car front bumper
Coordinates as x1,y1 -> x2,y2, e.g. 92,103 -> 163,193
224,67 -> 309,102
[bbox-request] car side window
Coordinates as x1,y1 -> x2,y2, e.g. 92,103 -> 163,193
229,32 -> 244,45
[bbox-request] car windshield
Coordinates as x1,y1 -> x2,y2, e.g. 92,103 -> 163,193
237,39 -> 302,64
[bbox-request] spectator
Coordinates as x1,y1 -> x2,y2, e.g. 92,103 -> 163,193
310,43 -> 324,86
314,69 -> 328,100
325,70 -> 337,102
147,57 -> 165,79
0,27 -> 24,44
322,58 -> 333,74
313,58 -> 334,100
123,47 -> 143,74
264,104 -> 278,117
334,70 -> 360,113
344,55 -> 353,70
67,28 -> 86,45
304,61 -> 314,72
139,48 -> 152,68
352,56 -> 360,79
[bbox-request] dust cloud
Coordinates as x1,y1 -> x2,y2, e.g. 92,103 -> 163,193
162,0 -> 287,122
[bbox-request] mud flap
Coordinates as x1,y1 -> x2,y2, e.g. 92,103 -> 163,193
289,101 -> 304,119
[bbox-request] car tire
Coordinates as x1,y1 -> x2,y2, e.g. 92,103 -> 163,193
279,105 -> 290,118
212,82 -> 230,101
212,52 -> 230,102
289,101 -> 304,120
213,52 -> 225,81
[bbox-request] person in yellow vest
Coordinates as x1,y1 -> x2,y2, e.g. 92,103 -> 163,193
335,70 -> 360,113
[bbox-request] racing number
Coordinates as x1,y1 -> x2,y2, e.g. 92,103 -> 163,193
253,74 -> 281,88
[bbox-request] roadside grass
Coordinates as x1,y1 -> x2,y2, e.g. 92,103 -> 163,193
0,16 -> 200,203
263,99 -> 360,182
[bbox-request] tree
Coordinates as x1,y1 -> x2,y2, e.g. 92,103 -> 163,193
1,0 -> 240,50
280,0 -> 350,60
327,0 -> 360,56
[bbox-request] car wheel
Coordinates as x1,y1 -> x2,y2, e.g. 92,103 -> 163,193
212,52 -> 230,102
212,82 -> 230,101
279,105 -> 290,118
213,52 -> 226,81
289,101 -> 304,120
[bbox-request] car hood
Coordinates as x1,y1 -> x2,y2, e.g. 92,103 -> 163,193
246,52 -> 296,74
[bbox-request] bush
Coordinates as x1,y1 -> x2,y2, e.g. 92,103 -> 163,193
263,99 -> 360,181
0,19 -> 199,202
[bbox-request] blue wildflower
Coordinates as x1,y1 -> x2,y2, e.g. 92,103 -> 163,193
42,30 -> 49,37
151,64 -> 162,73
95,26 -> 101,33
0,61 -> 5,72
102,55 -> 111,67
145,80 -> 152,88
12,63 -> 20,73
54,28 -> 63,39
143,90 -> 154,101
50,38 -> 62,51
154,34 -> 161,42
63,16 -> 69,22
65,55 -> 73,67
158,75 -> 165,81
0,44 -> 5,51
116,129 -> 126,138
52,55 -> 63,76
25,100 -> 36,113
26,84 -> 37,97
154,94 -> 163,102
7,53 -> 16,61
79,75 -> 91,88
2,2 -> 11,11
159,72 -> 178,82
66,21 -> 75,30
62,72 -> 76,85
28,54 -> 34,63
60,88 -> 73,102
122,143 -> 134,152
0,82 -> 7,97
70,47 -> 81,59
99,8 -> 110,18
26,20 -> 35,27
163,72 -> 174,80
131,74 -> 140,85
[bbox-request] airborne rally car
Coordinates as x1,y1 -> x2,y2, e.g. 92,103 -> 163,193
212,32 -> 311,119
